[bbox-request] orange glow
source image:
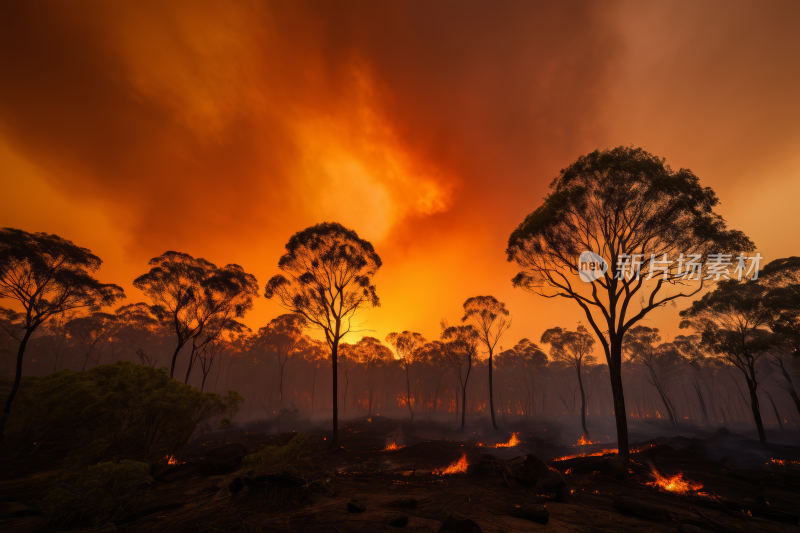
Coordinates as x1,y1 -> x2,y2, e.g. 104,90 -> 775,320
435,453 -> 468,475
384,442 -> 403,451
552,448 -> 616,462
575,435 -> 598,446
166,455 -> 183,466
770,458 -> 800,466
647,468 -> 702,494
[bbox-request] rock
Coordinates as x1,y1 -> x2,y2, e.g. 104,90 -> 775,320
228,477 -> 244,494
389,514 -> 409,527
613,496 -> 671,522
510,504 -> 549,524
386,498 -> 417,509
439,512 -> 482,533
202,443 -> 248,474
347,501 -> 367,513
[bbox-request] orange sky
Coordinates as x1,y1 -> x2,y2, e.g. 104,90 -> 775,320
1,1 -> 799,351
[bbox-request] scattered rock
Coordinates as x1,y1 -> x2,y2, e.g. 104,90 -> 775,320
613,496 -> 671,522
386,497 -> 417,509
347,501 -> 367,513
510,504 -> 549,524
389,514 -> 409,527
228,477 -> 244,494
439,512 -> 482,533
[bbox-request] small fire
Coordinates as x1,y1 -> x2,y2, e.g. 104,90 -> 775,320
494,432 -> 521,448
384,442 -> 403,451
553,448 -> 616,461
435,453 -> 468,475
575,435 -> 598,446
647,468 -> 702,494
166,455 -> 182,465
770,458 -> 800,466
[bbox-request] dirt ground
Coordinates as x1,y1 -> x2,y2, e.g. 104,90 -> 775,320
1,416 -> 799,533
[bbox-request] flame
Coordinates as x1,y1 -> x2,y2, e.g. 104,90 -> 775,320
435,453 -> 468,475
647,468 -> 702,494
384,442 -> 403,451
166,455 -> 182,465
494,432 -> 521,448
575,435 -> 598,446
770,458 -> 800,466
552,448 -> 617,461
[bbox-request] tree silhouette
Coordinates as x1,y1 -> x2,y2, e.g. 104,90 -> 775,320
264,222 -> 381,448
257,314 -> 307,409
441,323 -> 480,429
506,146 -> 754,461
541,325 -> 596,436
680,279 -> 779,442
496,339 -> 547,417
0,228 -> 125,440
349,336 -> 394,416
386,331 -> 426,420
134,251 -> 258,380
461,296 -> 511,430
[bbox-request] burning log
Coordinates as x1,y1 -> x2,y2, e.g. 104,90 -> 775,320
646,468 -> 702,494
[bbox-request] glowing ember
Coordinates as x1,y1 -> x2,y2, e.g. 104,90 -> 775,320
166,455 -> 182,465
384,442 -> 403,451
770,458 -> 800,466
494,432 -> 521,448
575,435 -> 598,446
435,453 -> 468,475
552,448 -> 616,461
647,468 -> 702,494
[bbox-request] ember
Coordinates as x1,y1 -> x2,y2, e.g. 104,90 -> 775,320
494,432 -> 521,448
384,442 -> 403,451
166,455 -> 182,465
435,453 -> 468,474
646,468 -> 702,494
770,458 -> 800,466
575,434 -> 598,446
552,448 -> 616,461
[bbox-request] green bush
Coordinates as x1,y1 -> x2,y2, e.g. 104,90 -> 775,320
7,361 -> 226,464
37,460 -> 153,525
242,433 -> 310,475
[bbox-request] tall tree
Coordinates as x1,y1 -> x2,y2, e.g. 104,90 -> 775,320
386,331 -> 426,420
506,146 -> 753,461
257,314 -> 307,408
65,311 -> 120,371
0,228 -> 125,440
134,251 -> 258,380
349,336 -> 394,416
264,222 -> 381,448
441,323 -> 480,429
680,279 -> 778,442
461,296 -> 512,430
541,325 -> 596,436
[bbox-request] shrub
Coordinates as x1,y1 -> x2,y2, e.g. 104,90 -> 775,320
242,433 -> 310,475
7,361 -> 226,464
37,460 -> 153,525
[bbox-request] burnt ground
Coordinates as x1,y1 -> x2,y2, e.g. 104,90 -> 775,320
1,416 -> 800,533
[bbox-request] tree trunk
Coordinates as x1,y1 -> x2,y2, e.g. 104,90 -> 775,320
488,349 -> 498,430
184,345 -> 198,384
746,379 -> 767,443
405,366 -> 414,421
460,385 -> 467,429
0,329 -> 33,441
608,341 -> 630,463
776,358 -> 800,419
170,340 -> 185,379
330,341 -> 338,449
576,365 -> 588,437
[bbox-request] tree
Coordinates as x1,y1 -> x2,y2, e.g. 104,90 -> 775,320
0,228 -> 125,440
623,326 -> 683,427
133,251 -> 258,380
257,314 -> 307,409
541,325 -> 596,436
386,331 -> 426,420
265,222 -> 381,448
65,311 -> 120,371
680,279 -> 779,442
348,336 -> 394,416
496,339 -> 547,417
461,296 -> 512,430
758,257 -> 800,418
506,146 -> 754,461
441,323 -> 480,429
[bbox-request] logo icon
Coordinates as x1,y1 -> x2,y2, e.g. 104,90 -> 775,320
578,251 -> 607,282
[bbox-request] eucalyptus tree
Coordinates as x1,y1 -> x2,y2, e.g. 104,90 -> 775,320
349,336 -> 394,416
461,296 -> 511,429
386,331 -> 426,420
65,311 -> 120,371
506,146 -> 753,461
257,314 -> 307,408
265,222 -> 381,447
0,228 -> 125,440
441,323 -> 480,429
496,338 -> 547,417
680,279 -> 779,442
134,251 -> 258,380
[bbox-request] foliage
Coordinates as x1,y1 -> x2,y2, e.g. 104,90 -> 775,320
242,433 -> 310,476
7,361 -> 225,464
37,460 -> 152,526
279,403 -> 300,421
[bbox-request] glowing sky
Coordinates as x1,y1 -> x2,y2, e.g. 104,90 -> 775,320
1,1 -> 798,349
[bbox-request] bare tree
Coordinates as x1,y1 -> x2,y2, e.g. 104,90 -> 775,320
441,323 -> 480,429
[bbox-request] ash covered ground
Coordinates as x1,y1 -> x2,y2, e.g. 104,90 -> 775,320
2,415 -> 800,533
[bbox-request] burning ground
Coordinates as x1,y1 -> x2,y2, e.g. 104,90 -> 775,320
2,417 -> 800,532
